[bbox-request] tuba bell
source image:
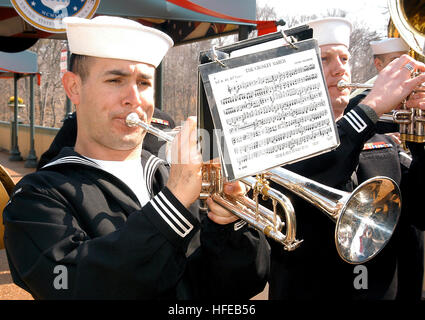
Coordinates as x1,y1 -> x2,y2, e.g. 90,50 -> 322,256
388,0 -> 425,61
387,0 -> 425,146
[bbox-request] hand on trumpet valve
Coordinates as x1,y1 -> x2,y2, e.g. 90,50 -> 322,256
166,116 -> 203,208
206,181 -> 247,225
361,55 -> 425,116
405,88 -> 425,110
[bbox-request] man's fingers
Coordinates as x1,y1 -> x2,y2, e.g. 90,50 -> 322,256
223,181 -> 246,197
206,198 -> 239,225
406,92 -> 425,110
207,211 -> 239,225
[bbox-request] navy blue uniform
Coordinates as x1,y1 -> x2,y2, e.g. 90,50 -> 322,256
268,103 -> 424,300
4,148 -> 270,299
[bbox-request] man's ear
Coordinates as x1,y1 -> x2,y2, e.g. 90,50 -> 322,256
62,71 -> 81,105
374,57 -> 383,72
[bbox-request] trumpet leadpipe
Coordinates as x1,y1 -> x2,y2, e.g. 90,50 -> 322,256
337,80 -> 374,90
125,112 -> 176,142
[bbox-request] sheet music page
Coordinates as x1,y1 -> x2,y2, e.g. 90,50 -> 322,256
207,48 -> 338,180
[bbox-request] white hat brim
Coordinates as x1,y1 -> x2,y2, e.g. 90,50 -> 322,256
63,16 -> 174,67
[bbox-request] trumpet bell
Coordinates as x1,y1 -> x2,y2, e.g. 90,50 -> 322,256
336,176 -> 401,264
267,167 -> 401,264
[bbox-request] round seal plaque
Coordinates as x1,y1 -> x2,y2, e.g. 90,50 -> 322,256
11,0 -> 101,33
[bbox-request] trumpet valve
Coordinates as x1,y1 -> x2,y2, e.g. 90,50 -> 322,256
415,113 -> 425,123
393,109 -> 413,124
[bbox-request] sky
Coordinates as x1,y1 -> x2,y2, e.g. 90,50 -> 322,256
256,0 -> 390,37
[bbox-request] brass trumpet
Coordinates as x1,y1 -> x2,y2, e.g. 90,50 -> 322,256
392,77 -> 425,145
337,80 -> 374,91
126,112 -> 401,264
266,167 -> 400,264
339,0 -> 425,146
126,112 -> 303,251
338,77 -> 425,145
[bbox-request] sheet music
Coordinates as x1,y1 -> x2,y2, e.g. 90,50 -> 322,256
207,48 -> 338,180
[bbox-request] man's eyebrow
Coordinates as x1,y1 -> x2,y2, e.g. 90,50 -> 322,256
102,69 -> 153,79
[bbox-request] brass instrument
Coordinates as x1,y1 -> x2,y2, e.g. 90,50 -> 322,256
339,1 -> 425,145
338,76 -> 425,147
392,74 -> 425,144
126,112 -> 303,251
266,167 -> 400,264
388,0 -> 425,61
202,166 -> 302,251
337,80 -> 397,125
337,80 -> 374,91
126,112 -> 401,264
388,0 -> 425,145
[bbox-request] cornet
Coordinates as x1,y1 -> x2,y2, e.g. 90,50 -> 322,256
392,73 -> 425,145
338,77 -> 425,146
126,112 -> 401,264
126,112 -> 303,252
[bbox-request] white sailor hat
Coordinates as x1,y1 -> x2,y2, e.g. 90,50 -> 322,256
370,38 -> 409,55
63,16 -> 174,68
307,17 -> 352,47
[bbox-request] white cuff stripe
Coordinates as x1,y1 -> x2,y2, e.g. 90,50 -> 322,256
346,111 -> 364,131
151,192 -> 193,237
345,110 -> 367,133
158,192 -> 193,229
351,109 -> 367,125
150,201 -> 188,237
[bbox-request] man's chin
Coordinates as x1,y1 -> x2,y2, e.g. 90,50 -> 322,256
106,134 -> 144,152
333,95 -> 349,107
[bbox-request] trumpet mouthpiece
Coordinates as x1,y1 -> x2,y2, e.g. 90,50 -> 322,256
125,112 -> 141,127
125,112 -> 175,142
337,80 -> 347,89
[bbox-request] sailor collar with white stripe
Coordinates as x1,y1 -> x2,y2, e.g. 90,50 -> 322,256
41,147 -> 166,194
38,148 -> 195,239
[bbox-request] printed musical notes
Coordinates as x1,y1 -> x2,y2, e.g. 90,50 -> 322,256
206,45 -> 339,180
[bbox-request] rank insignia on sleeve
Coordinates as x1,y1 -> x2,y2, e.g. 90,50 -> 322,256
151,117 -> 169,126
362,141 -> 392,150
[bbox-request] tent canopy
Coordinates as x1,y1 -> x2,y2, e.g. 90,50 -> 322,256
0,50 -> 38,78
98,0 -> 256,25
0,0 -> 259,49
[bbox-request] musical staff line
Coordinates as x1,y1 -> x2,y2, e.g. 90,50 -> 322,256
205,47 -> 337,179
